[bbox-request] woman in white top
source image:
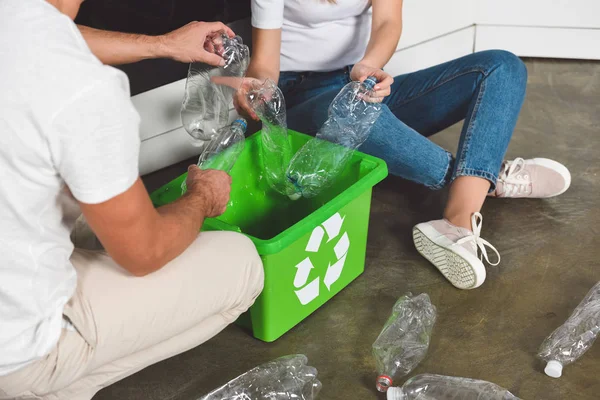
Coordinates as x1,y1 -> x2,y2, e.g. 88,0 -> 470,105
240,0 -> 571,290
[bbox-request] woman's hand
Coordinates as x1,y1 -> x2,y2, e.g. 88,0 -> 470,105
211,76 -> 264,121
350,63 -> 394,102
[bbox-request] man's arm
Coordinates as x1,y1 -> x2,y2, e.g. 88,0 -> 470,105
79,21 -> 235,66
79,167 -> 231,276
53,75 -> 231,276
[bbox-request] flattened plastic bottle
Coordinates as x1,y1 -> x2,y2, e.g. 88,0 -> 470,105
180,118 -> 246,196
181,32 -> 249,144
386,374 -> 521,400
197,118 -> 247,172
198,354 -> 322,400
286,77 -> 381,199
372,293 -> 437,392
246,79 -> 296,197
538,281 -> 600,378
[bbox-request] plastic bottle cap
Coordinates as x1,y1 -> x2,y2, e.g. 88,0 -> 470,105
363,76 -> 377,89
233,118 -> 248,131
545,360 -> 563,378
386,387 -> 404,400
288,192 -> 302,201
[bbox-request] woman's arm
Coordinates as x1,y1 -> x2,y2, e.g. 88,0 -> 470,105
351,0 -> 403,99
225,27 -> 282,120
361,0 -> 404,69
246,27 -> 282,83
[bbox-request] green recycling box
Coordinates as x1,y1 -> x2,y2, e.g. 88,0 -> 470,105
150,130 -> 388,342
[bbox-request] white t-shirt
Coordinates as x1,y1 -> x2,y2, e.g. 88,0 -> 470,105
251,0 -> 372,72
0,0 -> 140,376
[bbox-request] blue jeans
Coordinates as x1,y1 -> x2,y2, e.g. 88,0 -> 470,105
279,50 -> 528,190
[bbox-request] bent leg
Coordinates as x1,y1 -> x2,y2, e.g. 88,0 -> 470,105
0,231 -> 263,400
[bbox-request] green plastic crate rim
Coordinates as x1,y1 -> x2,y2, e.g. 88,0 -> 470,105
150,130 -> 388,255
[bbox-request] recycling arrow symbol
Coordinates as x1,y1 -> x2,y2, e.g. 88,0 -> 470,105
293,213 -> 350,306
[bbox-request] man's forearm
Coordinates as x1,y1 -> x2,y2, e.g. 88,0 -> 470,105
78,25 -> 167,65
148,193 -> 209,270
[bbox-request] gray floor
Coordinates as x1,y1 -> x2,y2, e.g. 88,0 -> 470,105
94,59 -> 600,400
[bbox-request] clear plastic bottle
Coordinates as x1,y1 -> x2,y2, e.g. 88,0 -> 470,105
538,281 -> 600,378
285,77 -> 382,199
181,32 -> 249,144
198,354 -> 322,400
180,118 -> 247,196
372,293 -> 437,392
386,374 -> 521,400
197,118 -> 247,172
246,79 -> 296,197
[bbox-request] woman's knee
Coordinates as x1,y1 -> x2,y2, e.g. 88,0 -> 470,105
479,50 -> 528,89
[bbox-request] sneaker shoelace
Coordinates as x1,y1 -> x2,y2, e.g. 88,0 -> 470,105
498,157 -> 532,197
456,212 -> 501,266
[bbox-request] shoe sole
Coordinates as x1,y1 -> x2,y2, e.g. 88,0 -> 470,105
413,224 -> 486,290
532,158 -> 572,197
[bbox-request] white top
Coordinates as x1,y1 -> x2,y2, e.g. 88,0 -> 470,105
251,0 -> 372,72
0,0 -> 140,376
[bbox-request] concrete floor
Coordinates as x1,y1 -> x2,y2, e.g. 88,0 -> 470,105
94,59 -> 600,400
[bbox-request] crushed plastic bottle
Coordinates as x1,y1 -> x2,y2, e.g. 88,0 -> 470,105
538,281 -> 600,378
386,374 -> 521,400
197,354 -> 322,400
246,79 -> 296,197
181,32 -> 249,144
180,118 -> 247,195
285,77 -> 382,199
372,293 -> 437,392
197,118 -> 247,172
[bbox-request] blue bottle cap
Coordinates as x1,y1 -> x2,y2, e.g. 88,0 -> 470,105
233,118 -> 247,131
363,76 -> 378,90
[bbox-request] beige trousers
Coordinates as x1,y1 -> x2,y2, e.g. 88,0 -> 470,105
0,231 -> 264,400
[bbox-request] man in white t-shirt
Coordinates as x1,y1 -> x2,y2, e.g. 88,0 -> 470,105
0,1 -> 264,399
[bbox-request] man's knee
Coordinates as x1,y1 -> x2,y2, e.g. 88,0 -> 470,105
231,232 -> 264,303
202,231 -> 264,308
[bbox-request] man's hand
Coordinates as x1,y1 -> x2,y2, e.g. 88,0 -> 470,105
185,165 -> 232,217
160,21 -> 235,66
350,63 -> 394,102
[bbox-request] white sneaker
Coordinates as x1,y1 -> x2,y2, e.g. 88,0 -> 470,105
492,158 -> 571,198
412,213 -> 500,290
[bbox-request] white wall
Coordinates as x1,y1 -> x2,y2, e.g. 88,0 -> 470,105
476,0 -> 600,28
474,0 -> 600,60
399,0 -> 475,50
136,1 -> 600,175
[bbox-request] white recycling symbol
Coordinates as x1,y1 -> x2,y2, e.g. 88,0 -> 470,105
293,213 -> 350,306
